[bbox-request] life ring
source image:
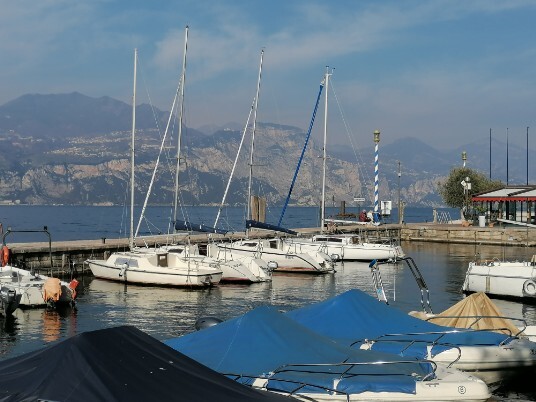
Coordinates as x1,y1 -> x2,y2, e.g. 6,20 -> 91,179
523,279 -> 536,296
1,245 -> 9,267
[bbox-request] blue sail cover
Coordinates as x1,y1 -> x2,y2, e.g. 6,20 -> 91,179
246,220 -> 298,235
165,306 -> 433,396
286,289 -> 511,358
175,219 -> 228,235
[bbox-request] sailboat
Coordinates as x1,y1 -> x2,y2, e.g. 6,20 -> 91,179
282,68 -> 405,262
85,47 -> 222,287
209,52 -> 334,275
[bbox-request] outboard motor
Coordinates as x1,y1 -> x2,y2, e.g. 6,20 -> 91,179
194,316 -> 223,331
0,286 -> 18,316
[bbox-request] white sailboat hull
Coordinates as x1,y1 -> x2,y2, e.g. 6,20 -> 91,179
285,237 -> 404,262
228,239 -> 335,274
207,243 -> 272,283
86,250 -> 222,287
462,259 -> 536,299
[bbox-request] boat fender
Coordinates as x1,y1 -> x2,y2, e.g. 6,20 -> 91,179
119,263 -> 128,277
1,246 -> 10,267
267,261 -> 278,271
69,279 -> 79,300
523,279 -> 536,296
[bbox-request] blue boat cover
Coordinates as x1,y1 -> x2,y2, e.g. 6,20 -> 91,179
165,306 -> 434,396
286,289 -> 511,358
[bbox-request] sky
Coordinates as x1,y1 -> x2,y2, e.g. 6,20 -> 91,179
1,0 -> 536,150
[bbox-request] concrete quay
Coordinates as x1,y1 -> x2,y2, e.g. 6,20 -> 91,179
2,223 -> 534,274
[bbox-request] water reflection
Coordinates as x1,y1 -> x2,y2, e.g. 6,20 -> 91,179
1,241 -> 535,401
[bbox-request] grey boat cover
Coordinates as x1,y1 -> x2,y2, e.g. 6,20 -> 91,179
0,325 -> 295,402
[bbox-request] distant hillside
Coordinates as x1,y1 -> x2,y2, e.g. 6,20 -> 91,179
0,92 -> 171,138
0,92 -> 533,208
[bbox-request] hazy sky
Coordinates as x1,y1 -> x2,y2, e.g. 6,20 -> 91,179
1,0 -> 535,149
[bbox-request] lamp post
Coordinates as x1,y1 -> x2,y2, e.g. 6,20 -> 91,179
461,151 -> 467,168
465,176 -> 472,220
397,160 -> 401,224
373,130 -> 380,223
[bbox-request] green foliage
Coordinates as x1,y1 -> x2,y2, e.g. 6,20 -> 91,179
438,167 -> 503,208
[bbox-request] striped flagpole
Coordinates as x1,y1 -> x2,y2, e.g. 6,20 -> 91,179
373,130 -> 380,221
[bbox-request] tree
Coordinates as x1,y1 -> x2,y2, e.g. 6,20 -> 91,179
438,168 -> 503,215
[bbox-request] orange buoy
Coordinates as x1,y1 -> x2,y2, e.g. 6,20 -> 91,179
1,245 -> 9,267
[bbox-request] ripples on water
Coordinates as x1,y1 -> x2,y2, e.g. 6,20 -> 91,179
1,242 -> 536,401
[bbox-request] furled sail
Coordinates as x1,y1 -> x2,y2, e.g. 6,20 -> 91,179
246,220 -> 297,235
174,220 -> 228,235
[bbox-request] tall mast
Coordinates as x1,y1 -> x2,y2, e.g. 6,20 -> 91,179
246,49 -> 264,222
129,48 -> 138,250
173,26 -> 189,229
320,67 -> 331,233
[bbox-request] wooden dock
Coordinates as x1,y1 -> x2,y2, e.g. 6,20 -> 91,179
2,222 -> 534,274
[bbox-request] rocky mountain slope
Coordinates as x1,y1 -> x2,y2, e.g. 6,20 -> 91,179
0,93 -> 530,208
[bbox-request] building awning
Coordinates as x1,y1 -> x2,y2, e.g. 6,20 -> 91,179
472,186 -> 536,202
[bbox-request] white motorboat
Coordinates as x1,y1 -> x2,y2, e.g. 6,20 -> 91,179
284,233 -> 405,262
462,255 -> 536,299
287,289 -> 536,389
0,265 -> 78,308
85,248 -> 222,287
226,237 -> 335,274
166,306 -> 491,402
205,243 -> 273,283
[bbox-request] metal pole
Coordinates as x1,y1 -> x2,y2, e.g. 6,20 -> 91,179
320,67 -> 331,233
506,127 -> 509,186
527,126 -> 530,186
397,161 -> 401,224
489,128 -> 492,179
129,48 -> 137,250
173,26 -> 189,230
246,49 -> 264,223
373,130 -> 380,222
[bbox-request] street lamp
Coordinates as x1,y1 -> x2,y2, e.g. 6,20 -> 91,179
465,176 -> 471,219
373,130 -> 380,222
461,151 -> 467,168
397,161 -> 401,224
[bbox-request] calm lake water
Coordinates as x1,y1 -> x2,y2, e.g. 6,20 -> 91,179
0,205 -> 455,243
1,241 -> 535,401
0,206 -> 534,401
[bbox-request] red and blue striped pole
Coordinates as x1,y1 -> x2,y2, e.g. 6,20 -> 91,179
373,130 -> 380,222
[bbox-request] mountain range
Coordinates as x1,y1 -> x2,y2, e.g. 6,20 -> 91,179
0,92 -> 532,208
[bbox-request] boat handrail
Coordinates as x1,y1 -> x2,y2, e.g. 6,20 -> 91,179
272,359 -> 438,382
225,372 -> 350,399
360,327 -> 513,347
350,337 -> 462,368
425,314 -> 527,339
